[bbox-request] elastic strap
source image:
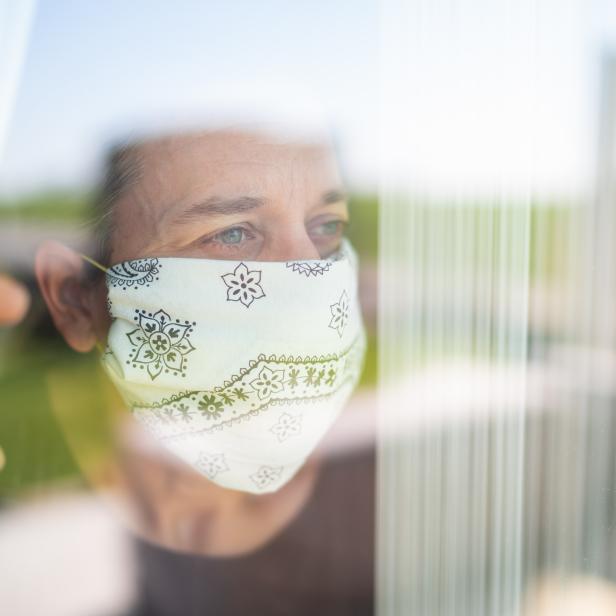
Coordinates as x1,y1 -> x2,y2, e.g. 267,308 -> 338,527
80,254 -> 108,273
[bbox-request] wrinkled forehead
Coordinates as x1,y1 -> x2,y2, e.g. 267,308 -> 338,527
126,130 -> 339,205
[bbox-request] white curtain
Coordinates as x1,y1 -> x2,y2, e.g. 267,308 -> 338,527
377,0 -> 616,614
0,0 -> 36,163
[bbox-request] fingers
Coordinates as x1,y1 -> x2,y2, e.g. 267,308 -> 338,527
0,274 -> 30,326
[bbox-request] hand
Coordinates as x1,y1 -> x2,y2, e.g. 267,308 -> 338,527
0,274 -> 30,326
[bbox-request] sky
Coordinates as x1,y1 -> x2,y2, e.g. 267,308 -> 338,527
3,0 -> 616,200
0,0 -> 378,196
379,0 -> 616,199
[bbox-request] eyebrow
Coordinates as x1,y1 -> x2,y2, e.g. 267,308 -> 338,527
322,189 -> 347,205
171,196 -> 264,226
170,189 -> 346,227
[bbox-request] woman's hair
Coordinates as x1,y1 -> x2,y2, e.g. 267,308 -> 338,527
90,141 -> 143,265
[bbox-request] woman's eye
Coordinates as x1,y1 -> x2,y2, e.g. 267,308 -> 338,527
215,227 -> 245,245
312,221 -> 347,237
195,224 -> 260,258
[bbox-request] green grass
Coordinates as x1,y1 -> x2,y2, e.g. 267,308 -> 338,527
0,190 -> 92,223
0,344 -> 82,497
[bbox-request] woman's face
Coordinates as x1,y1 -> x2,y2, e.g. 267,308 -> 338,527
35,129 -> 350,353
108,130 -> 349,264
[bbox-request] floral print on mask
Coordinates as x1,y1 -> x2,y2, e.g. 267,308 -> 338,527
132,333 -> 365,441
127,309 -> 196,380
285,261 -> 332,277
250,465 -> 283,489
107,258 -> 160,290
221,262 -> 265,307
196,452 -> 229,480
198,394 -> 224,419
270,412 -> 302,442
329,290 -> 350,337
250,366 -> 285,400
102,239 -> 363,494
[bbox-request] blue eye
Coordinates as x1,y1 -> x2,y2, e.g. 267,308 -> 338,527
312,220 -> 346,237
218,227 -> 244,245
320,221 -> 341,236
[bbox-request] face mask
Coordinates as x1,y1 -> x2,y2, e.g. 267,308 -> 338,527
98,239 -> 365,494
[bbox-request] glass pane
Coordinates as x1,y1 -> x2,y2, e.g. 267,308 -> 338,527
0,2 -> 378,615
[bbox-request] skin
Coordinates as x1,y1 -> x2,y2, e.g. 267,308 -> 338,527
0,275 -> 30,326
35,129 -> 350,554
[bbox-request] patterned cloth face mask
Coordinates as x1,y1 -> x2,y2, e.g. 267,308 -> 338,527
96,239 -> 366,494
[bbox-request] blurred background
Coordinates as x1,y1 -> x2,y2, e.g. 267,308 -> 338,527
378,0 -> 616,615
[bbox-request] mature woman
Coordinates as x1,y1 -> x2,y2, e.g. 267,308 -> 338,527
35,126 -> 374,615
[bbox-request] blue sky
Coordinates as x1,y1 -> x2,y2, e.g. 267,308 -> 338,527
0,0 -> 378,195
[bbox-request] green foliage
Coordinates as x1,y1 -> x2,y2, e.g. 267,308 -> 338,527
347,195 -> 379,259
0,190 -> 91,222
0,344 -> 82,497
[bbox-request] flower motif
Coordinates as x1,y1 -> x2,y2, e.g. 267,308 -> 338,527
232,387 -> 249,401
328,290 -> 350,337
127,309 -> 196,380
176,403 -> 194,423
162,407 -> 178,421
198,394 -> 224,419
196,452 -> 229,480
270,413 -> 302,442
250,366 -> 285,400
313,369 -> 325,386
219,391 -> 235,406
250,465 -> 283,489
221,263 -> 265,307
305,366 -> 317,385
287,368 -> 300,388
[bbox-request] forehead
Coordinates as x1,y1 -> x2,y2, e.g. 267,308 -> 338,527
129,130 -> 339,202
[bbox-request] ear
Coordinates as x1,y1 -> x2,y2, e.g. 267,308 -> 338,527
35,240 -> 103,353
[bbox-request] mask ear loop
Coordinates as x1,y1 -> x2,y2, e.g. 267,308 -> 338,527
80,254 -> 109,274
80,255 -> 110,357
